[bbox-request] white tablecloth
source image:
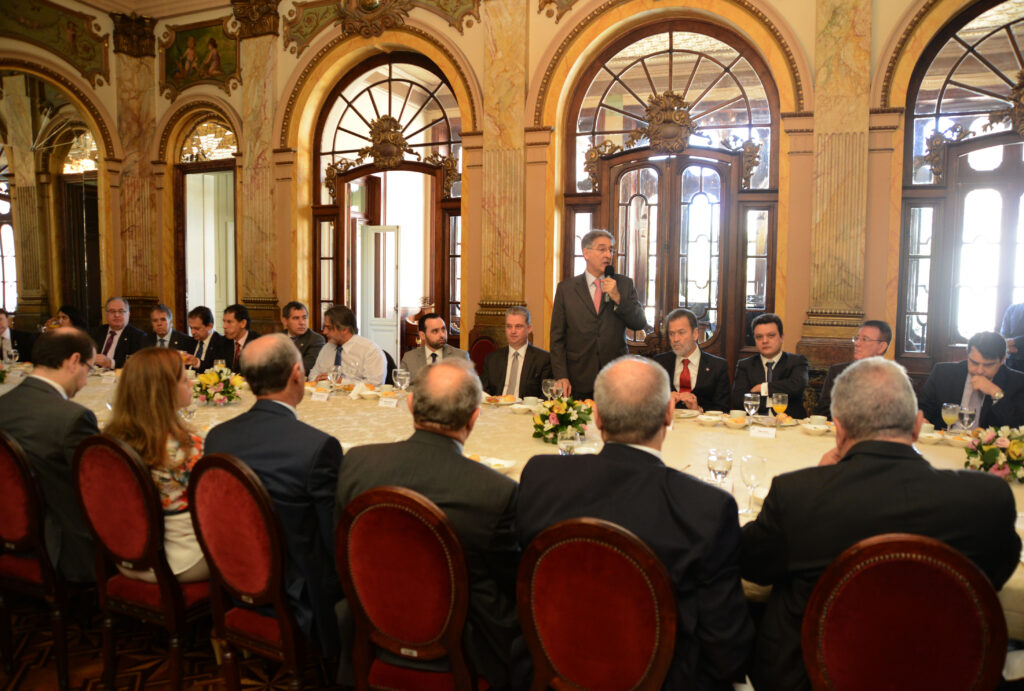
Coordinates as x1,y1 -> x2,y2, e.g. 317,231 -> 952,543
9,372 -> 1024,639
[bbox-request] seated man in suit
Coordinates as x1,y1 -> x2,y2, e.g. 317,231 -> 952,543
204,334 -> 344,658
281,300 -> 325,375
1001,301 -> 1024,372
307,305 -> 385,384
651,307 -> 730,412
183,305 -> 234,371
0,308 -> 36,362
223,304 -> 259,371
89,296 -> 145,369
399,312 -> 469,376
919,330 -> 1024,430
730,312 -> 809,418
480,306 -> 552,398
335,359 -> 519,688
516,356 -> 752,690
813,319 -> 891,418
141,304 -> 195,351
0,328 -> 98,582
742,357 -> 1021,691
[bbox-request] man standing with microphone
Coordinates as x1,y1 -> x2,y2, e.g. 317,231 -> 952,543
550,229 -> 648,399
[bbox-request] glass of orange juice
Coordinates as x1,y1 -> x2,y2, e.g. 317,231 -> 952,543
770,393 -> 788,427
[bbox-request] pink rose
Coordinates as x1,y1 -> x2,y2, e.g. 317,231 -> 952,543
198,395 -> 207,403
982,429 -> 996,444
969,438 -> 980,451
548,413 -> 559,425
996,436 -> 1011,449
989,463 -> 1011,479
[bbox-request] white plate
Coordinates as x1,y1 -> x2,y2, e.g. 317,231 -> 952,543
917,432 -> 942,445
469,456 -> 515,471
509,404 -> 534,414
485,397 -> 518,406
674,408 -> 701,419
359,391 -> 380,399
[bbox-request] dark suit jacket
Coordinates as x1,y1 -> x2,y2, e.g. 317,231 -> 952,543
652,349 -> 731,412
8,329 -> 36,362
189,332 -> 235,372
480,344 -> 553,398
204,399 -> 344,658
290,329 -> 326,375
141,329 -> 195,352
88,323 -> 146,368
812,361 -> 852,418
335,430 -> 520,688
549,273 -> 648,396
919,361 -> 1024,429
517,445 -> 753,690
0,377 -> 98,582
741,440 -> 1021,691
730,351 -> 809,418
230,329 -> 260,370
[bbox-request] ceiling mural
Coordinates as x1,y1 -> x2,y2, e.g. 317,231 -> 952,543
0,0 -> 110,86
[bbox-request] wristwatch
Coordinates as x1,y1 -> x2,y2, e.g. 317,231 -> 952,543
992,389 -> 1005,402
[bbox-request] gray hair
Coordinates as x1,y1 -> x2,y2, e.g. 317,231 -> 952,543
580,229 -> 614,250
505,305 -> 531,324
240,333 -> 301,395
594,355 -> 671,444
831,357 -> 918,440
105,296 -> 130,312
410,359 -> 482,431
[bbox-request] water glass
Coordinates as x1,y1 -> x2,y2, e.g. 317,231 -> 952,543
542,379 -> 557,400
743,392 -> 760,423
557,429 -> 580,455
327,365 -> 343,391
740,455 -> 767,514
393,368 -> 411,391
179,402 -> 198,423
706,449 -> 733,484
958,406 -> 977,430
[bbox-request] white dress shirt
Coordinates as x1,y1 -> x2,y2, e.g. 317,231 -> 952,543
503,345 -> 528,397
673,347 -> 702,391
759,352 -> 782,396
308,334 -> 386,384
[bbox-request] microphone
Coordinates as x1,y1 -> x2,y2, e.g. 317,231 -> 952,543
603,265 -> 614,303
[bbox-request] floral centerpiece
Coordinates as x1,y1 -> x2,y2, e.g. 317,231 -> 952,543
532,396 -> 593,444
193,365 -> 244,406
963,425 -> 1024,482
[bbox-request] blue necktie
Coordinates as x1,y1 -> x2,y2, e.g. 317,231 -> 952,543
334,346 -> 343,366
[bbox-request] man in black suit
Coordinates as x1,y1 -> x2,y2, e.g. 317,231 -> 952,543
0,328 -> 97,582
336,359 -> 519,689
204,334 -> 344,658
517,356 -> 752,690
651,307 -> 730,412
89,296 -> 145,369
730,312 -> 809,418
550,229 -> 647,399
184,305 -> 234,372
141,304 -> 195,351
281,300 -> 324,375
0,308 -> 35,362
480,306 -> 552,399
919,330 -> 1024,429
223,303 -> 259,371
742,357 -> 1021,691
812,319 -> 891,418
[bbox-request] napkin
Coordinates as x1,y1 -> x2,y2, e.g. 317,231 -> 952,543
348,382 -> 368,400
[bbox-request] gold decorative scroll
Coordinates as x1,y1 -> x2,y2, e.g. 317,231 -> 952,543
582,139 -> 620,192
424,152 -> 460,198
914,125 -> 970,184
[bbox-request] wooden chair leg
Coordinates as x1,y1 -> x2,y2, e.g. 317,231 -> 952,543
0,591 -> 12,675
101,614 -> 117,690
168,633 -> 183,691
50,603 -> 70,691
221,644 -> 242,691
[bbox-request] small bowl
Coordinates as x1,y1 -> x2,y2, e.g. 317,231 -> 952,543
696,414 -> 720,426
379,384 -> 394,392
702,410 -> 724,418
522,396 -> 540,406
802,423 -> 830,436
807,415 -> 827,425
917,432 -> 942,445
729,410 -> 747,418
509,404 -> 533,414
359,391 -> 380,399
723,417 -> 748,430
947,435 -> 972,449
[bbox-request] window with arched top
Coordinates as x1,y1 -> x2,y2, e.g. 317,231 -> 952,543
566,21 -> 779,364
313,53 -> 463,351
179,118 -> 237,162
899,0 -> 1024,376
62,130 -> 98,174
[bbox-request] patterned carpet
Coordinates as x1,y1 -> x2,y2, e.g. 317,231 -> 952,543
1,595 -> 335,691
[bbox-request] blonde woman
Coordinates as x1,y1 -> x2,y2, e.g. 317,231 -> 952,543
105,347 -> 208,583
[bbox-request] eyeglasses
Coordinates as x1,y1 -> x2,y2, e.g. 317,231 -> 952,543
851,336 -> 885,344
106,309 -> 128,315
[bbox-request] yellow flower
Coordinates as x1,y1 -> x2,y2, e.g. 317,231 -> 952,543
230,375 -> 244,387
552,401 -> 567,415
533,414 -> 542,426
1008,439 -> 1024,461
198,372 -> 219,386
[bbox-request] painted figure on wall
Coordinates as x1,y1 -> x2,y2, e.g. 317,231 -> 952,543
161,20 -> 238,98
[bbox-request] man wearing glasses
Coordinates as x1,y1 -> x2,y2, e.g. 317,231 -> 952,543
813,320 -> 892,418
89,297 -> 145,369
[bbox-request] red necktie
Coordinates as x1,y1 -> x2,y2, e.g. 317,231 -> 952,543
102,330 -> 116,356
593,278 -> 602,313
679,358 -> 691,394
233,341 -> 241,370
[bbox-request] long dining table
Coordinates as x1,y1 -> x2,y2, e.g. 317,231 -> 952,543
9,368 -> 1024,641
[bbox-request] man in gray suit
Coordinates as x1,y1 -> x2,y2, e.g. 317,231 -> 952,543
399,312 -> 469,376
0,328 -> 98,582
335,359 -> 519,688
550,229 -> 647,399
281,300 -> 325,375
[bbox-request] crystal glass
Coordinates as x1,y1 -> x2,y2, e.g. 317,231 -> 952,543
179,402 -> 198,423
557,429 -> 580,455
743,392 -> 760,424
706,448 -> 733,484
542,379 -> 557,400
770,393 -> 787,427
3,348 -> 17,366
393,368 -> 411,391
327,365 -> 343,391
213,359 -> 226,368
941,402 -> 960,429
958,406 -> 977,430
740,455 -> 767,514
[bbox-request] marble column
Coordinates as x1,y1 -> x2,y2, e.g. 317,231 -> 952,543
470,0 -> 528,348
799,0 -> 872,366
0,75 -> 49,327
112,13 -> 160,326
233,0 -> 280,334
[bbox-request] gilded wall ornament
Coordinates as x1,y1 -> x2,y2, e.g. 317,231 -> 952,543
735,139 -> 761,190
538,0 -> 580,22
914,124 -> 970,184
231,0 -> 281,38
0,0 -> 109,86
338,0 -> 414,37
985,70 -> 1024,138
582,139 -> 621,192
112,12 -> 157,58
363,115 -> 420,168
625,91 -> 697,154
424,152 -> 460,198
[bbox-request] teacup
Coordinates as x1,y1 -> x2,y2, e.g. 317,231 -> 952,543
523,396 -> 540,406
920,422 -> 935,434
729,409 -> 746,418
380,384 -> 394,392
808,415 -> 827,425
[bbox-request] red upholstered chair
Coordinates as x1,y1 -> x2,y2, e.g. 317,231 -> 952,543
336,486 -> 487,691
0,430 -> 72,691
188,453 -> 320,691
468,337 -> 496,377
802,533 -> 1007,691
73,434 -> 210,691
517,518 -> 677,691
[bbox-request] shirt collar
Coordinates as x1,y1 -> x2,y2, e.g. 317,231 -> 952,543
761,352 -> 782,368
29,374 -> 69,400
426,345 -> 442,357
509,344 -> 528,357
678,347 -> 701,367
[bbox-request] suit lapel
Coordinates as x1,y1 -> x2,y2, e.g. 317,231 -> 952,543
574,274 -> 598,315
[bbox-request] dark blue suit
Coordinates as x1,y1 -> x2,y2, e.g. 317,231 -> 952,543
651,349 -> 731,412
204,399 -> 344,657
918,361 -> 1024,430
516,444 -> 753,690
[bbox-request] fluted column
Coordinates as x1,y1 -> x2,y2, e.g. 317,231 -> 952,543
1,75 -> 49,326
799,0 -> 872,365
470,0 -> 528,347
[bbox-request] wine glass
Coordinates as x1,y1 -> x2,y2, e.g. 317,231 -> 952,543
739,455 -> 767,514
542,379 -> 557,400
706,449 -> 733,485
326,365 -> 343,392
958,406 -> 977,431
770,393 -> 788,428
743,392 -> 760,425
941,402 -> 960,430
557,429 -> 580,455
179,401 -> 198,423
393,368 -> 411,392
